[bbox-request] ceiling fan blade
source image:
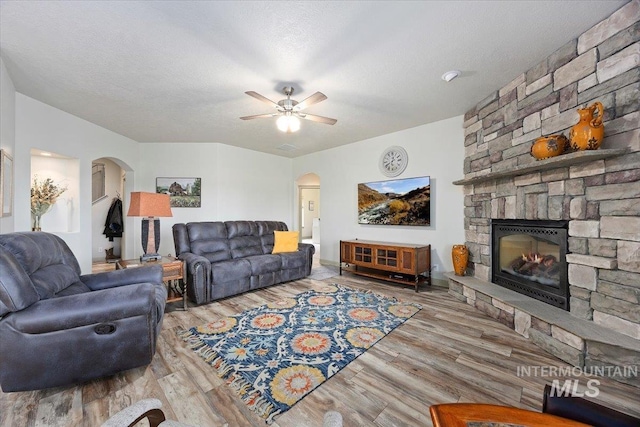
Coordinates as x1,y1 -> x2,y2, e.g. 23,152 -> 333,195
295,92 -> 327,111
245,91 -> 279,108
297,113 -> 337,125
240,113 -> 278,120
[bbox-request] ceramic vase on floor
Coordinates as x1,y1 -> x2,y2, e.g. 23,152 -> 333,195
452,245 -> 469,276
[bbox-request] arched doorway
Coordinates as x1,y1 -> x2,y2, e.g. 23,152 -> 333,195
91,157 -> 134,268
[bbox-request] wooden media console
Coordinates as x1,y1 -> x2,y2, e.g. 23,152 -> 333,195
340,239 -> 431,292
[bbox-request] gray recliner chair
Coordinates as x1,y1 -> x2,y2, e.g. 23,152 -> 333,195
0,232 -> 167,392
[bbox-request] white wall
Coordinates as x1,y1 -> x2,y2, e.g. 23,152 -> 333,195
137,142 -> 293,258
215,144 -> 292,223
15,94 -> 140,273
92,158 -> 123,261
293,116 -> 465,281
0,57 -> 16,233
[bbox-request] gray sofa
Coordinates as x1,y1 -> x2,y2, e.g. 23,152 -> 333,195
172,221 -> 315,304
0,232 -> 167,392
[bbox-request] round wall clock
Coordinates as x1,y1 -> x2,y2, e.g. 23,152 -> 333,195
379,146 -> 408,177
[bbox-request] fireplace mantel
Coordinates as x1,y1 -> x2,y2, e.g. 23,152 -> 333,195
452,149 -> 627,186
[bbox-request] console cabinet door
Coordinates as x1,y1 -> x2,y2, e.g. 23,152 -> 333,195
341,241 -> 353,263
374,247 -> 399,271
398,249 -> 416,274
353,244 -> 374,266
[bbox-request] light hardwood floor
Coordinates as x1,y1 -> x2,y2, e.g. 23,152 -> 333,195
1,274 -> 639,426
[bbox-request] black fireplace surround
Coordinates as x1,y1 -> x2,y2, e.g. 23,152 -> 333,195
491,219 -> 569,310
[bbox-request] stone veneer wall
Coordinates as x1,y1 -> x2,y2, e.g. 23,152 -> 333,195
461,1 -> 640,339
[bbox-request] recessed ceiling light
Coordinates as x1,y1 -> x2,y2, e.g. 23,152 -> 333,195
441,70 -> 461,82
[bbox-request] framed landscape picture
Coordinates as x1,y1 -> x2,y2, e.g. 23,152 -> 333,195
156,177 -> 201,208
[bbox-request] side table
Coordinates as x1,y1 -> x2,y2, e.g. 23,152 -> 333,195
116,256 -> 188,311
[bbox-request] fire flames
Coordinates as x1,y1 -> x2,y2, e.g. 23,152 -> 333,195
507,252 -> 560,282
522,252 -> 543,263
520,252 -> 557,266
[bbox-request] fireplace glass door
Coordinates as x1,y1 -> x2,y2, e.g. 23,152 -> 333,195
499,234 -> 561,287
492,220 -> 568,310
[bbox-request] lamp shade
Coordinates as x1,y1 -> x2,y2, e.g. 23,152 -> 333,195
127,192 -> 173,217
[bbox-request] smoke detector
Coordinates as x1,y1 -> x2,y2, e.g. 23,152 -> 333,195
441,70 -> 461,82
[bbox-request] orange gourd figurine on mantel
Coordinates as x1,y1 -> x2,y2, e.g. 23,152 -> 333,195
531,134 -> 569,160
569,101 -> 604,151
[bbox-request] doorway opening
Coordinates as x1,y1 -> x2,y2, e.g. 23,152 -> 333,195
297,173 -> 320,267
91,157 -> 129,267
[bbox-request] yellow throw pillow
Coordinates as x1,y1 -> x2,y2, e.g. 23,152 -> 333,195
272,231 -> 299,254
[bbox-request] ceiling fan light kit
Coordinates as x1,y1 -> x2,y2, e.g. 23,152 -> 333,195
241,86 -> 337,133
276,113 -> 301,133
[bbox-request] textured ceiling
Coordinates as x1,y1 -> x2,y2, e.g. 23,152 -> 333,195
0,1 -> 626,157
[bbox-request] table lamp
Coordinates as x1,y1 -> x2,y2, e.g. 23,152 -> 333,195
127,192 -> 172,261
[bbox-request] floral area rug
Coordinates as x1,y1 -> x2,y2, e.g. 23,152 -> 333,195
178,283 -> 421,423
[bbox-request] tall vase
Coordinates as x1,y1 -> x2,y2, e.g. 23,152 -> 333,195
452,245 -> 469,276
32,214 -> 42,231
569,101 -> 604,151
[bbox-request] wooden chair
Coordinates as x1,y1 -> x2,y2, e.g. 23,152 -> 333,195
429,403 -> 590,427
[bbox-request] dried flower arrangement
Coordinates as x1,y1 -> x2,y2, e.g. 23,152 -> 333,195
30,176 -> 67,230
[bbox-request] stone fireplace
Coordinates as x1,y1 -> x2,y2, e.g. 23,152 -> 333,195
492,219 -> 569,310
446,0 -> 639,387
453,0 -> 639,339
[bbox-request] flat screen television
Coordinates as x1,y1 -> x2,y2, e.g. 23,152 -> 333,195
358,176 -> 430,225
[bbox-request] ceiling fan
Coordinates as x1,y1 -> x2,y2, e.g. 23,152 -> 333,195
240,86 -> 337,132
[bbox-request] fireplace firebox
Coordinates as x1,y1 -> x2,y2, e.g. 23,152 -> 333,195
491,219 -> 569,310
